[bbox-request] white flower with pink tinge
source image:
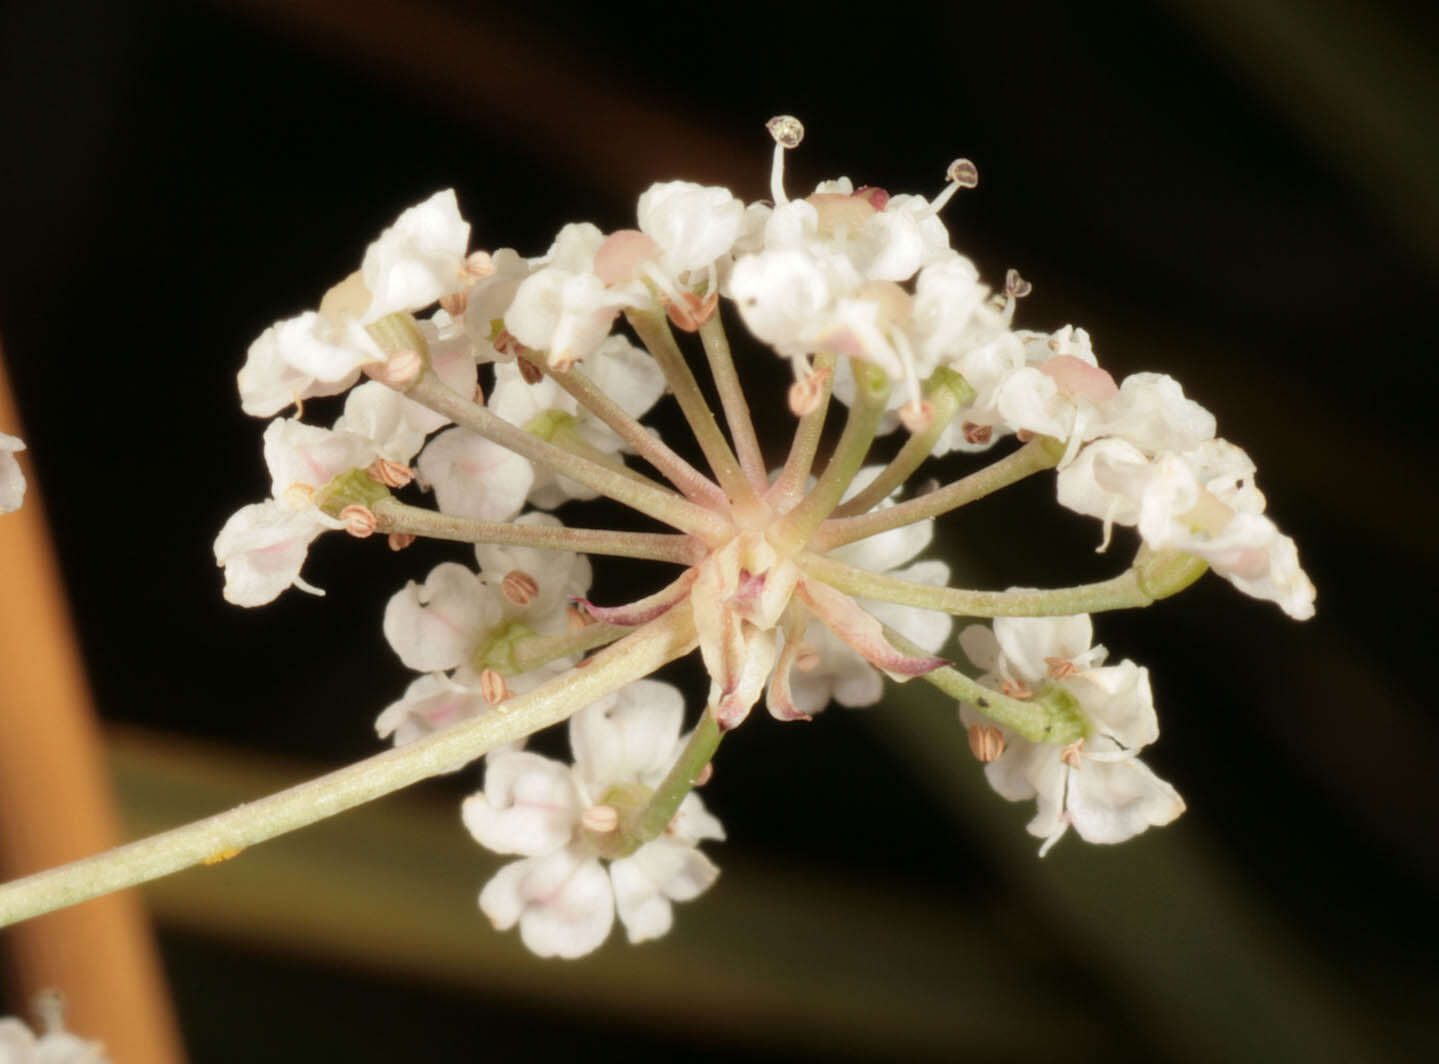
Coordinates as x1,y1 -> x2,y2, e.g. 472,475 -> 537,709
462,679 -> 724,958
959,613 -> 1185,856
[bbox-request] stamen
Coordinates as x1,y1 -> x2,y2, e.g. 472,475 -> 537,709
694,762 -> 714,786
463,250 -> 496,281
367,457 -> 414,488
501,569 -> 540,607
517,357 -> 544,385
479,667 -> 511,707
967,723 -> 1006,763
364,349 -> 424,392
962,422 -> 993,445
387,532 -> 416,551
766,114 -> 804,206
788,365 -> 831,416
898,398 -> 934,435
339,505 -> 377,538
921,158 -> 979,217
581,804 -> 619,833
566,605 -> 596,631
1000,678 -> 1033,699
1005,268 -> 1032,299
1060,740 -> 1085,769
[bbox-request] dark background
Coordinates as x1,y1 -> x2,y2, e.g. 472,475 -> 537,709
2,0 -> 1436,1059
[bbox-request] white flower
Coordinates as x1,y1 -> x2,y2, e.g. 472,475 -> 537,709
212,500 -> 337,606
636,181 -> 746,278
959,614 -> 1185,855
415,427 -> 534,522
463,680 -> 723,958
0,997 -> 112,1063
1,432 -> 26,514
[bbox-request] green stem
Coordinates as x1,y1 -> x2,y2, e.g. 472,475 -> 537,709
597,706 -> 723,859
812,437 -> 1060,552
769,351 -> 836,508
406,370 -> 730,545
372,498 -> 703,565
697,314 -> 767,490
831,367 -> 974,517
520,348 -> 727,509
770,362 -> 890,554
799,552 -> 1155,616
883,626 -> 1087,744
626,309 -> 762,515
0,610 -> 700,929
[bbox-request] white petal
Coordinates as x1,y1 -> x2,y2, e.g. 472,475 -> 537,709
381,561 -> 498,672
462,752 -> 580,856
417,427 -> 534,522
1065,756 -> 1185,844
213,501 -> 325,607
361,189 -> 470,320
0,432 -> 25,515
479,849 -> 615,959
637,181 -> 745,275
569,679 -> 685,790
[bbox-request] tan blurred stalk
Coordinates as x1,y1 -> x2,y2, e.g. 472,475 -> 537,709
0,348 -> 185,1061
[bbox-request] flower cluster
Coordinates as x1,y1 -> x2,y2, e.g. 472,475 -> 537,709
215,116 -> 1314,956
0,994 -> 110,1064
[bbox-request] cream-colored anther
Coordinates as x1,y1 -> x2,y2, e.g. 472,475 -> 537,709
788,366 -> 831,416
947,158 -> 980,189
1060,740 -> 1085,769
1005,268 -> 1032,299
580,804 -> 620,833
364,348 -> 424,391
463,250 -> 496,281
387,532 -> 416,551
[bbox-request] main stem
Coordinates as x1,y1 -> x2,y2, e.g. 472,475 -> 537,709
0,611 -> 699,929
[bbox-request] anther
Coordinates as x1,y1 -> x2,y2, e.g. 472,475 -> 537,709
463,250 -> 496,281
1000,678 -> 1033,699
962,422 -> 993,445
518,357 -> 545,385
567,605 -> 596,631
479,668 -> 511,707
853,185 -> 890,210
1060,740 -> 1085,769
387,532 -> 416,551
1005,268 -> 1032,299
367,457 -> 414,488
788,366 -> 831,416
665,290 -> 719,332
364,349 -> 424,392
439,291 -> 468,316
967,723 -> 1006,763
340,505 -> 377,538
1045,656 -> 1078,680
581,804 -> 620,833
766,114 -> 805,206
923,158 -> 979,217
501,569 -> 540,607
283,483 -> 316,508
695,762 -> 714,786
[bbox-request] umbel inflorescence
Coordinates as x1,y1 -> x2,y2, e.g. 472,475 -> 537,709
209,117 -> 1314,958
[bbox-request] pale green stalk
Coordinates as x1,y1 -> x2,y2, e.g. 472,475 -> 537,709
406,370 -> 730,544
812,437 -> 1060,552
0,611 -> 699,929
626,309 -> 762,514
509,622 -> 628,673
771,362 -> 890,553
800,552 -> 1156,616
832,367 -> 975,517
521,350 -> 728,509
697,314 -> 767,489
769,351 -> 836,506
883,627 -> 1086,744
591,706 -> 722,859
372,498 -> 703,565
